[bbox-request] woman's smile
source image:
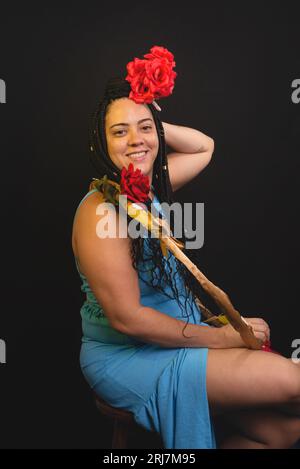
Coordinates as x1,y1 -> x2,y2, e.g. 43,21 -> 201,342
105,97 -> 159,184
126,150 -> 149,162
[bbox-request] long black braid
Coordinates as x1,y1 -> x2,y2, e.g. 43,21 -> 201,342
88,77 -> 209,334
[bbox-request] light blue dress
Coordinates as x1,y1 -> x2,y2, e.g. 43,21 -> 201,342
75,188 -> 217,449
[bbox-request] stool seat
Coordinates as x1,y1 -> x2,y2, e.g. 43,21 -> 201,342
94,393 -> 162,449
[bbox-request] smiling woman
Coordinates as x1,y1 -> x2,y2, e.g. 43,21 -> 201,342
72,45 -> 300,450
72,74 -> 220,448
105,99 -> 159,184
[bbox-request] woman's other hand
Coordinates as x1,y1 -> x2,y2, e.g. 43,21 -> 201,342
219,317 -> 271,349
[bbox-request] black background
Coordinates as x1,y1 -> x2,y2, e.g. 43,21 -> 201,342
0,2 -> 299,449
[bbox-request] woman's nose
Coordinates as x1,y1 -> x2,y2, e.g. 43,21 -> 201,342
127,128 -> 144,146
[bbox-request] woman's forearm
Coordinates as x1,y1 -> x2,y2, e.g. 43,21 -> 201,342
162,121 -> 214,154
114,305 -> 224,349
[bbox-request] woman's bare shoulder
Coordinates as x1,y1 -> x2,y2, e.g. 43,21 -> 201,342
78,189 -> 106,211
72,190 -> 118,257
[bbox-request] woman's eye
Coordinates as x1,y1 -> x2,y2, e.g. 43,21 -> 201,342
113,126 -> 152,136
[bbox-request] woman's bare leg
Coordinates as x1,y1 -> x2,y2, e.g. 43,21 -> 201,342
206,348 -> 300,415
220,434 -> 268,449
215,408 -> 300,449
206,349 -> 300,448
280,360 -> 300,416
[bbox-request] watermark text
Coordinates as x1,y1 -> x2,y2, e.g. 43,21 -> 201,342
291,338 -> 300,363
0,338 -> 6,364
95,196 -> 204,249
291,79 -> 300,104
0,79 -> 6,103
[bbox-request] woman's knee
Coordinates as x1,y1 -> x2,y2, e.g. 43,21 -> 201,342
220,408 -> 300,449
278,361 -> 300,403
264,419 -> 300,449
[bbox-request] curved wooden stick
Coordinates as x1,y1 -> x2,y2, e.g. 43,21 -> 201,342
160,236 -> 261,349
124,198 -> 262,350
91,178 -> 262,350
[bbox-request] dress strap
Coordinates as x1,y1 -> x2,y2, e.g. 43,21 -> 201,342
73,189 -> 99,262
77,188 -> 98,208
73,188 -> 98,222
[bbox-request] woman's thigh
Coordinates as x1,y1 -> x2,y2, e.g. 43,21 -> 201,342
206,348 -> 300,415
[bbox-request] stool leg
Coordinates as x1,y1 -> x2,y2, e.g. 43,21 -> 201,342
112,419 -> 130,449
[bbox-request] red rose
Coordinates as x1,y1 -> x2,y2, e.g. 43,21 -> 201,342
120,163 -> 150,203
126,57 -> 146,77
125,45 -> 177,105
145,58 -> 177,98
126,58 -> 154,104
144,46 -> 176,68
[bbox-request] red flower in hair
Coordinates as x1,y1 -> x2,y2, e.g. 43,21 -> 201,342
120,163 -> 150,204
125,45 -> 177,105
145,58 -> 176,98
144,45 -> 176,67
126,58 -> 154,104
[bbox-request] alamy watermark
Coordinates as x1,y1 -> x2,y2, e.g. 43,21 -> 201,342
291,339 -> 300,364
0,338 -> 6,364
291,79 -> 300,104
95,195 -> 204,249
1,79 -> 6,361
1,78 -> 7,361
0,79 -> 6,103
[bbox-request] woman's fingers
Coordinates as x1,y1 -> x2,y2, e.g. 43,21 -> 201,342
254,331 -> 267,343
254,330 -> 269,343
252,323 -> 270,339
243,317 -> 271,341
246,317 -> 269,328
233,315 -> 271,346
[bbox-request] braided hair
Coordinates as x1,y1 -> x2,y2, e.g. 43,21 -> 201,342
89,77 -> 208,332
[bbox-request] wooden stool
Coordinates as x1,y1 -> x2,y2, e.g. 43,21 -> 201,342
94,393 -> 163,449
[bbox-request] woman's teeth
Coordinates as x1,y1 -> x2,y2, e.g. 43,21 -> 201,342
128,151 -> 147,160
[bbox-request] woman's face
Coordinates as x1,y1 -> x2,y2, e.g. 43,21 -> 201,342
105,97 -> 159,184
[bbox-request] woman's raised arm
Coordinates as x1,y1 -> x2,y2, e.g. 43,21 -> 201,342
163,121 -> 214,192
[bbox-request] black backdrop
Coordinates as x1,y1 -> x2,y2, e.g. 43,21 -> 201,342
0,2 -> 299,449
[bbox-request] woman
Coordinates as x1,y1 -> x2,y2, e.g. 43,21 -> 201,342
72,74 -> 300,449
